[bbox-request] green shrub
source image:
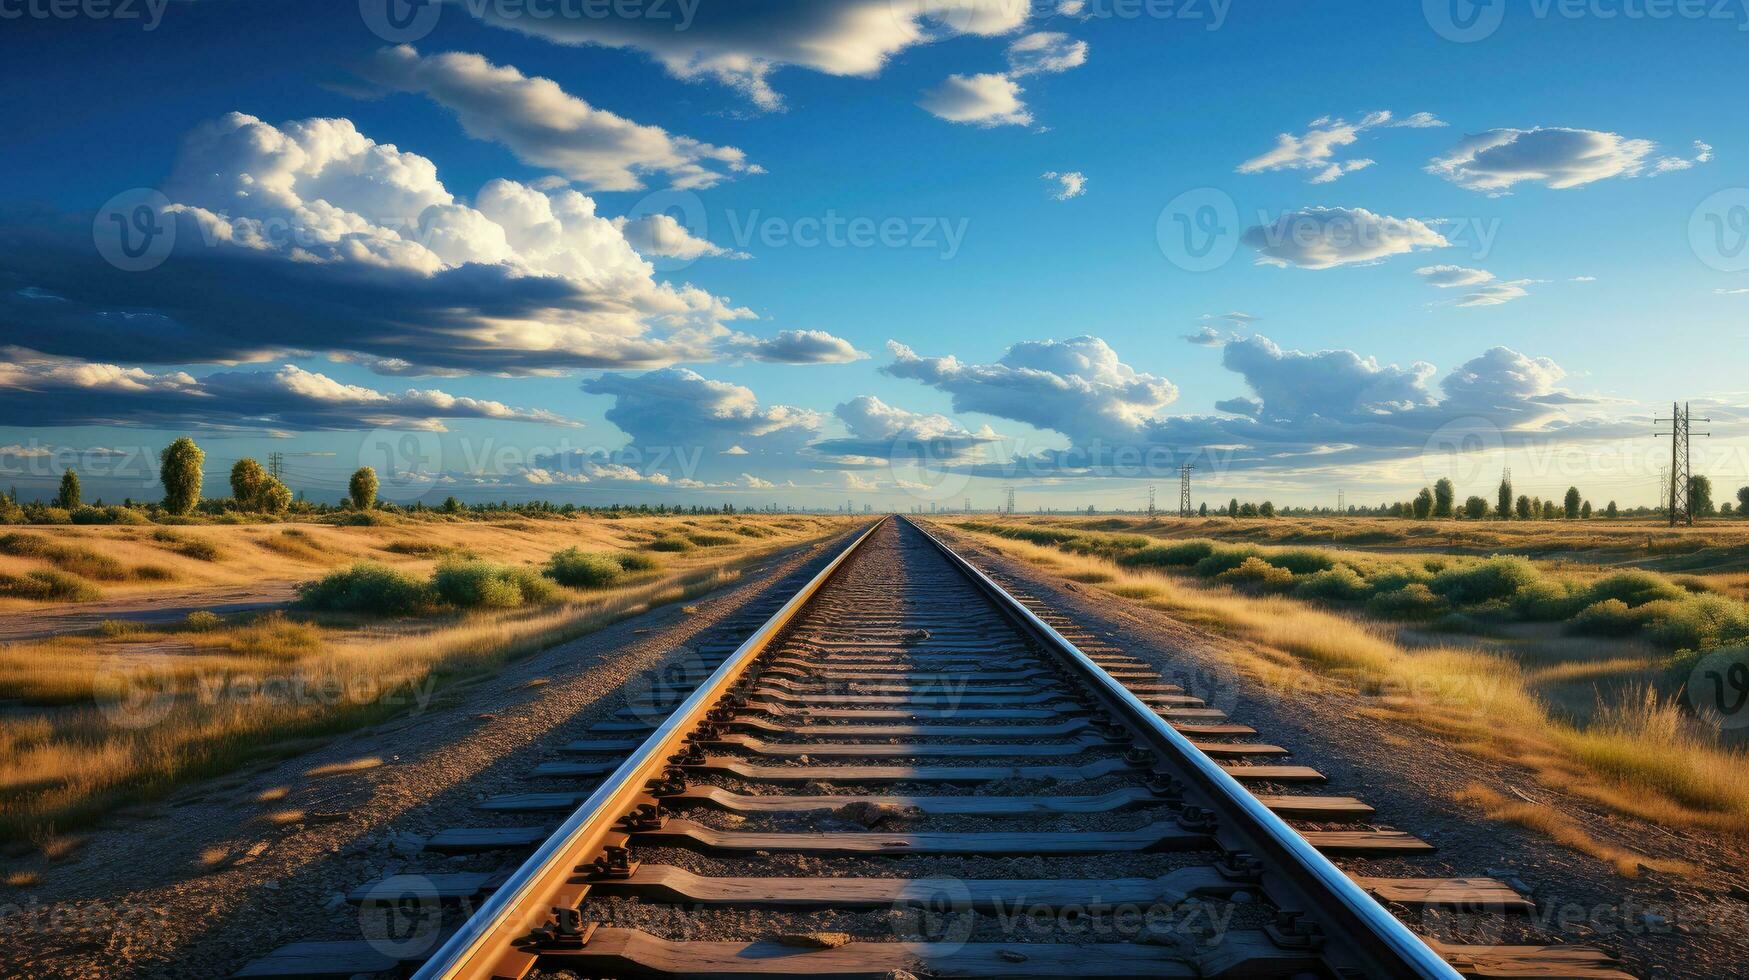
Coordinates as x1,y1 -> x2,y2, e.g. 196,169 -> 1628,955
1268,548 -> 1338,575
1119,540 -> 1215,568
1366,583 -> 1449,620
322,511 -> 387,527
1581,571 -> 1687,609
28,507 -> 72,525
687,533 -> 737,547
0,569 -> 101,602
1367,566 -> 1434,593
545,548 -> 624,588
1429,556 -> 1541,605
98,619 -> 143,638
646,536 -> 695,553
49,548 -> 127,582
1643,595 -> 1749,652
734,525 -> 770,538
1567,599 -> 1644,637
1216,556 -> 1295,591
1510,577 -> 1584,621
184,610 -> 222,632
71,505 -> 148,525
612,550 -> 661,573
1191,546 -> 1264,578
433,559 -> 557,609
297,562 -> 433,614
1294,564 -> 1373,601
132,564 -> 176,582
153,529 -> 222,561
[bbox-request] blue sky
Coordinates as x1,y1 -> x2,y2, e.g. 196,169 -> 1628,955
2,0 -> 1746,510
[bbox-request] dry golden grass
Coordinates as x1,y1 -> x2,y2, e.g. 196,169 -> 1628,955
0,512 -> 819,610
953,526 -> 1749,857
968,513 -> 1749,574
0,515 -> 850,843
1455,784 -> 1696,878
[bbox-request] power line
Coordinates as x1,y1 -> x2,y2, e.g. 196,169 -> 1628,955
1654,401 -> 1712,526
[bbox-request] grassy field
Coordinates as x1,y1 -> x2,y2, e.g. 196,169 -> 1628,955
0,513 -> 851,846
943,515 -> 1749,865
0,513 -> 824,609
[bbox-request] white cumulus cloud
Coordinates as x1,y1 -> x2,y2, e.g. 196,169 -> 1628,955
918,73 -> 1032,127
1428,127 -> 1708,193
1042,170 -> 1086,199
360,46 -> 759,191
1243,207 -> 1449,270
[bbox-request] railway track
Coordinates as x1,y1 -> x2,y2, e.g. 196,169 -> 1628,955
240,516 -> 1631,979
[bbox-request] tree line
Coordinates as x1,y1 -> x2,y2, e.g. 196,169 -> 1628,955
0,435 -> 763,524
1215,475 -> 1749,520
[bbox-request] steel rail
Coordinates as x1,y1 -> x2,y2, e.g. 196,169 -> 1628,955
908,517 -> 1463,980
413,517 -> 889,980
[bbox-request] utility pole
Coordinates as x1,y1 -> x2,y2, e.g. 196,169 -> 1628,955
1178,464 -> 1194,518
964,496 -> 971,513
1003,486 -> 1017,515
268,452 -> 285,480
1655,402 -> 1711,526
1146,485 -> 1157,518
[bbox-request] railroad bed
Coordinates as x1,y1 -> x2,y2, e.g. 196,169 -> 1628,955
239,517 -> 1631,979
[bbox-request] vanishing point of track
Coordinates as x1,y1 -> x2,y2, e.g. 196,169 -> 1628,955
242,517 -> 1632,979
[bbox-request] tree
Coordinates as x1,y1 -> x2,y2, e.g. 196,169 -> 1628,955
1516,494 -> 1532,520
1228,497 -> 1239,519
442,495 -> 463,514
1238,502 -> 1259,517
1497,476 -> 1513,521
1463,495 -> 1488,520
1198,502 -> 1208,517
159,437 -> 205,515
1605,500 -> 1619,519
349,466 -> 379,510
1259,501 -> 1276,517
1433,478 -> 1454,518
1564,487 -> 1581,520
1542,500 -> 1558,520
56,469 -> 81,510
1581,500 -> 1592,519
1689,475 -> 1715,517
1413,487 -> 1434,520
1738,486 -> 1749,516
231,458 -> 268,508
